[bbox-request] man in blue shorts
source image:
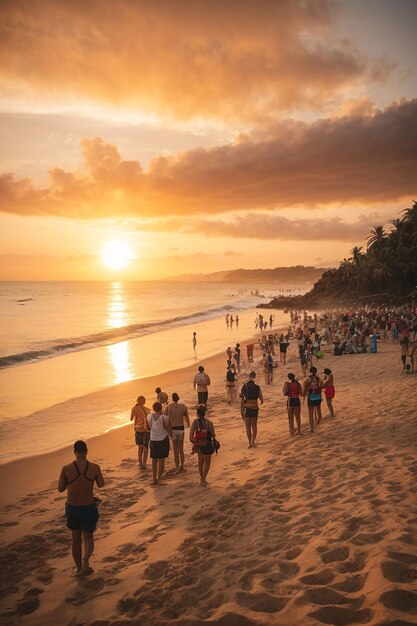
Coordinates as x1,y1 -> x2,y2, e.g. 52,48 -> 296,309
58,440 -> 104,576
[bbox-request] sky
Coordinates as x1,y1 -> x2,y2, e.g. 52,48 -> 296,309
0,0 -> 416,281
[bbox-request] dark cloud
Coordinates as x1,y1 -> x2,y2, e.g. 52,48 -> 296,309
0,100 -> 416,218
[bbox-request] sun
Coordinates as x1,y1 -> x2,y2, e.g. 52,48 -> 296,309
101,240 -> 133,270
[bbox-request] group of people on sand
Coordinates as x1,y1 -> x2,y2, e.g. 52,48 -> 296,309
130,373 -> 216,486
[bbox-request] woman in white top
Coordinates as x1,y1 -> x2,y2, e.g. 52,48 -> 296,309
147,402 -> 172,485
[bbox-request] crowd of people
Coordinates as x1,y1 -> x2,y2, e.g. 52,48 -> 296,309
58,302 -> 416,577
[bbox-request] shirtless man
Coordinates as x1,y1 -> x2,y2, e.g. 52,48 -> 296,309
58,440 -> 104,577
130,395 -> 150,468
167,392 -> 190,470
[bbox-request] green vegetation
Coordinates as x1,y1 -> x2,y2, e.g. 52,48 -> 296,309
264,202 -> 417,308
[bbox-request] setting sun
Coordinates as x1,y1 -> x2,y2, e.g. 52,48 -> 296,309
101,240 -> 133,270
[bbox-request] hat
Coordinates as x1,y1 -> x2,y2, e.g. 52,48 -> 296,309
74,440 -> 87,453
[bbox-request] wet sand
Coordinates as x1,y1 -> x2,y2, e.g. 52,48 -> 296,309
1,338 -> 416,625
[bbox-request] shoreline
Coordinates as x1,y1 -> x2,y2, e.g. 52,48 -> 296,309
0,306 -> 288,463
0,323 -> 266,499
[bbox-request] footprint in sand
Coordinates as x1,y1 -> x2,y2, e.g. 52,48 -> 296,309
308,606 -> 373,625
300,587 -> 364,609
381,559 -> 417,583
300,569 -> 335,585
338,552 -> 367,573
320,546 -> 350,563
380,589 -> 417,613
331,574 -> 366,593
236,591 -> 288,613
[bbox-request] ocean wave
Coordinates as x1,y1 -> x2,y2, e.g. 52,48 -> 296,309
0,300 -> 258,369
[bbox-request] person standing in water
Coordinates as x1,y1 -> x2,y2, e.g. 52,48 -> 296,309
192,332 -> 197,351
58,440 -> 104,577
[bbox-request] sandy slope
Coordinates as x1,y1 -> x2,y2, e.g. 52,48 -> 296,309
1,338 -> 416,626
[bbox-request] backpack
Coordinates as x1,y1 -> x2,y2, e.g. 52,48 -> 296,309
289,380 -> 301,396
226,370 -> 235,382
193,419 -> 210,447
308,375 -> 321,396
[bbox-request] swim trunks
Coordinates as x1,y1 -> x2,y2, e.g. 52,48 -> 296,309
288,398 -> 301,407
245,407 -> 259,418
135,431 -> 150,447
65,503 -> 99,534
171,426 -> 185,441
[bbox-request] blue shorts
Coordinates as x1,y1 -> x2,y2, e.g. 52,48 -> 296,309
65,503 -> 99,534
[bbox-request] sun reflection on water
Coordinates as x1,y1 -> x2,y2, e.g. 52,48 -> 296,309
107,283 -> 133,384
107,281 -> 128,329
108,341 -> 133,384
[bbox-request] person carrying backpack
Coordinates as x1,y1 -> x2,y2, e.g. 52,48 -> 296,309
302,366 -> 323,433
283,373 -> 303,436
189,405 -> 216,486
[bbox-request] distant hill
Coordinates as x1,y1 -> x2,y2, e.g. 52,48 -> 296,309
162,266 -> 330,284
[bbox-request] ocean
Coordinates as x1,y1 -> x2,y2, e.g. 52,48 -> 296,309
0,281 -> 296,462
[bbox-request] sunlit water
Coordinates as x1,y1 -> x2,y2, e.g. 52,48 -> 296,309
0,281 -> 302,461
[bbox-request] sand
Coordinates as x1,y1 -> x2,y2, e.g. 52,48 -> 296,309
1,337 -> 417,626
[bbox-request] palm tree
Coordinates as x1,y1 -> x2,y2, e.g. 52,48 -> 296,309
348,246 -> 364,265
366,225 -> 387,250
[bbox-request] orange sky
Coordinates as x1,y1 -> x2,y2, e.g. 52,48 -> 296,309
0,0 -> 416,280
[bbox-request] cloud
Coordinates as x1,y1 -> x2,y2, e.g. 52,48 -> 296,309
0,0 -> 393,123
0,99 -> 416,218
136,212 -> 393,242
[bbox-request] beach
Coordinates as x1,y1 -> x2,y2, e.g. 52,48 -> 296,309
1,334 -> 416,626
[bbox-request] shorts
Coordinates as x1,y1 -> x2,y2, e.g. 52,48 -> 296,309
150,436 -> 170,459
325,386 -> 335,399
197,391 -> 208,405
308,398 -> 322,407
65,503 -> 99,534
171,427 -> 185,441
245,407 -> 259,418
196,442 -> 214,455
288,398 -> 301,407
135,431 -> 150,447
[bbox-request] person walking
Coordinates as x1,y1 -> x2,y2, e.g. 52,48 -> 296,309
190,405 -> 216,486
193,365 -> 211,407
147,402 -> 172,485
58,440 -> 104,577
167,393 -> 190,470
130,395 -> 150,468
240,371 -> 264,448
